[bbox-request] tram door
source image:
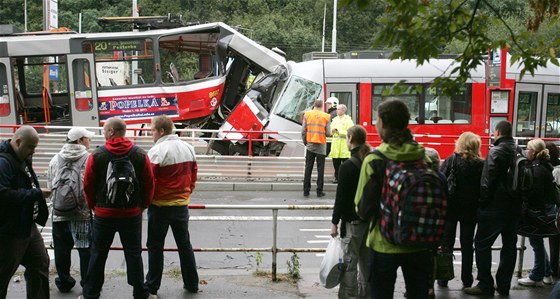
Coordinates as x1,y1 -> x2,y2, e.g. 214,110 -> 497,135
326,84 -> 357,123
513,83 -> 560,147
0,58 -> 17,132
67,54 -> 99,127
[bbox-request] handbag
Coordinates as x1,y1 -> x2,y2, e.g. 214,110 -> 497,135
434,251 -> 455,280
517,202 -> 560,237
319,237 -> 345,288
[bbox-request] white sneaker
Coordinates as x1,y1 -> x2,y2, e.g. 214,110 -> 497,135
544,276 -> 554,285
148,295 -> 158,299
518,277 -> 544,287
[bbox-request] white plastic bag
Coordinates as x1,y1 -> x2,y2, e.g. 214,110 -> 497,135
319,236 -> 344,288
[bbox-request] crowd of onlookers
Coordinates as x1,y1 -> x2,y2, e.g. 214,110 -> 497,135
321,99 -> 560,299
0,115 -> 199,299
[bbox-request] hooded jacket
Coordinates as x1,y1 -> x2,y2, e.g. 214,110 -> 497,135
47,143 -> 92,222
0,140 -> 48,238
329,114 -> 354,159
354,142 -> 430,254
83,137 -> 154,218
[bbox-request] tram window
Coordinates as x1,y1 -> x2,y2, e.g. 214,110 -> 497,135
83,38 -> 154,87
545,93 -> 560,138
516,92 -> 538,137
425,84 -> 472,124
371,84 -> 420,125
0,64 -> 9,116
18,56 -> 68,96
159,33 -> 219,84
72,59 -> 93,112
371,84 -> 472,125
274,75 -> 322,124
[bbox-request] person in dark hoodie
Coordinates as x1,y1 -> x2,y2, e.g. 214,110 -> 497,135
47,127 -> 95,293
465,120 -> 520,297
81,117 -> 155,299
0,125 -> 50,299
330,125 -> 371,298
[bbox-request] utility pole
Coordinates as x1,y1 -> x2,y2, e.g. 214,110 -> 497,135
321,2 -> 326,52
132,0 -> 139,85
332,0 -> 337,53
24,0 -> 28,32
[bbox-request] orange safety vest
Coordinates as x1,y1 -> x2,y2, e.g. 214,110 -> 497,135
304,110 -> 330,144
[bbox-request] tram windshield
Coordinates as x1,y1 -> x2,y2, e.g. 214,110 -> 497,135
273,75 -> 322,124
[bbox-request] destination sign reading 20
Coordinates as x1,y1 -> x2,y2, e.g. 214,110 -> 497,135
93,39 -> 145,52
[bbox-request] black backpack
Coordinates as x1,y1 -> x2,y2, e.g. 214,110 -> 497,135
507,148 -> 533,198
100,146 -> 139,209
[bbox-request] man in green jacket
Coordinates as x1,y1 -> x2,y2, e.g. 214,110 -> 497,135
354,99 -> 432,299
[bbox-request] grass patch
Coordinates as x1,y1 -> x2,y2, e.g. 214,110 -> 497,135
164,267 -> 182,280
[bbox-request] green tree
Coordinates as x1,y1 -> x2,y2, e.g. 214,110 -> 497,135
341,0 -> 560,93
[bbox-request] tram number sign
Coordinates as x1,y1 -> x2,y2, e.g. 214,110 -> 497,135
93,39 -> 145,52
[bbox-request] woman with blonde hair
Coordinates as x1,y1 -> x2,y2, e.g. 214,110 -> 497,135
437,132 -> 484,289
518,139 -> 556,287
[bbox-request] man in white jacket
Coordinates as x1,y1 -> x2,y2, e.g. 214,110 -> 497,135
47,127 -> 94,293
145,115 -> 199,295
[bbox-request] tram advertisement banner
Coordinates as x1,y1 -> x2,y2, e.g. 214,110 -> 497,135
98,93 -> 179,121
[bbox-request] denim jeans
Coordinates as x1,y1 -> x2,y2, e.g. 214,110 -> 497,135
474,208 -> 518,294
145,205 -> 198,293
369,249 -> 431,299
440,215 -> 476,287
339,221 -> 370,299
83,215 -> 148,299
303,150 -> 325,193
53,221 -> 91,291
528,236 -> 552,281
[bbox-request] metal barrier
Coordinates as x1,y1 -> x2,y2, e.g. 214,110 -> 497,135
96,204 -> 530,281
93,204 -> 333,281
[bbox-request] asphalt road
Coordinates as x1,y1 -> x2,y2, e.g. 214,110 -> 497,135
5,189 -> 554,298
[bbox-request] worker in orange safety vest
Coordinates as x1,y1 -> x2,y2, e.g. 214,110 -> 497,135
301,99 -> 331,197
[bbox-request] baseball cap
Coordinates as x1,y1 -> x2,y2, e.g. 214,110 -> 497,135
67,127 -> 95,142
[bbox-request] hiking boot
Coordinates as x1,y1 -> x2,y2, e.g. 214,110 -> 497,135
303,191 -> 310,197
518,277 -> 544,287
317,191 -> 326,197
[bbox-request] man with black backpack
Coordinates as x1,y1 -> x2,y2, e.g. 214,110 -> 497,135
464,120 -> 521,297
47,127 -> 94,293
81,117 -> 155,299
355,100 -> 447,299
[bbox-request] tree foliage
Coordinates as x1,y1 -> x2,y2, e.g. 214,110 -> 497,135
340,0 -> 559,94
0,0 -> 558,78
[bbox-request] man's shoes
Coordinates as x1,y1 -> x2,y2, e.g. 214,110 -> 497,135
496,288 -> 509,296
303,191 -> 310,197
463,285 -> 494,296
437,280 -> 448,287
148,294 -> 158,299
544,275 -> 554,285
184,285 -> 199,293
518,277 -> 544,287
317,191 -> 326,197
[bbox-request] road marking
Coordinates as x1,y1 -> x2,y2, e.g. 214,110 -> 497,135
307,240 -> 330,244
191,216 -> 330,221
315,235 -> 331,238
300,229 -> 331,232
